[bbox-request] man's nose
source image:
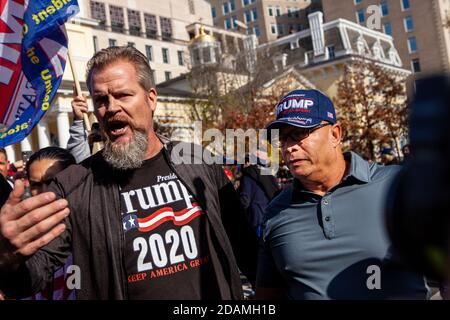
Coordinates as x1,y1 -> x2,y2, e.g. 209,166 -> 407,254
105,96 -> 121,113
284,139 -> 300,153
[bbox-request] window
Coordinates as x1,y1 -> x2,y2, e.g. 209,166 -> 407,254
93,36 -> 98,53
252,8 -> 258,20
401,0 -> 410,10
225,18 -> 232,30
381,1 -> 389,16
90,1 -> 106,28
294,8 -> 300,18
268,6 -> 273,16
162,48 -> 169,63
110,5 -> 125,33
383,22 -> 392,35
254,25 -> 260,37
242,0 -> 249,6
108,38 -> 117,47
127,42 -> 135,47
223,3 -> 229,14
276,6 -> 281,16
144,13 -> 157,39
354,0 -> 362,4
245,10 -> 251,23
277,24 -> 284,35
271,24 -> 277,34
232,15 -> 238,28
287,7 -> 292,17
230,0 -> 236,11
188,0 -> 195,14
145,45 -> 153,61
211,7 -> 216,18
408,36 -> 417,53
127,9 -> 141,36
411,58 -> 421,73
404,16 -> 414,32
160,17 -> 173,41
177,50 -> 184,66
165,71 -> 172,81
356,9 -> 365,23
328,46 -> 336,59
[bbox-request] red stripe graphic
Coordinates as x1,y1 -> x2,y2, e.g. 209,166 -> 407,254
137,202 -> 204,232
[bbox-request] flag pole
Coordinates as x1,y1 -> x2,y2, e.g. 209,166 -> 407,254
67,50 -> 90,130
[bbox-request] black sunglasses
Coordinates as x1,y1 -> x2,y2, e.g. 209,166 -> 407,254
279,123 -> 331,145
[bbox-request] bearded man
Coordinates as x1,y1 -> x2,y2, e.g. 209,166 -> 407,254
0,46 -> 257,300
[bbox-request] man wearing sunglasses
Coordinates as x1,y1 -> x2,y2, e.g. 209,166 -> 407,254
256,89 -> 428,300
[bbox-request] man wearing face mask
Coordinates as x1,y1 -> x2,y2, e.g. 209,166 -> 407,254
256,89 -> 428,300
0,46 -> 257,300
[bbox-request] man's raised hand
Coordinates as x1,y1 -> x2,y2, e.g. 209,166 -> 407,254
0,179 -> 69,267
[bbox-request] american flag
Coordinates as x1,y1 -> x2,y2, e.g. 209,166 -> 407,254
123,203 -> 204,233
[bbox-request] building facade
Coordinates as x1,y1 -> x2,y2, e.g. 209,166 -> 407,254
320,0 -> 450,89
259,11 -> 410,97
85,0 -> 213,83
209,0 -> 323,44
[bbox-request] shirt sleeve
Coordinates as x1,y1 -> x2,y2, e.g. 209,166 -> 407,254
256,226 -> 284,288
67,120 -> 91,163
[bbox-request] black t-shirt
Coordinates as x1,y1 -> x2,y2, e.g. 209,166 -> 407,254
120,151 -> 225,299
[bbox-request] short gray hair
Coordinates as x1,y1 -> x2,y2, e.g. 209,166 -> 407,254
86,46 -> 154,93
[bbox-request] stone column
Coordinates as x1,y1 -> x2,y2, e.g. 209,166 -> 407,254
309,11 -> 325,57
20,136 -> 32,155
37,120 -> 51,149
105,2 -> 112,32
56,111 -> 70,148
5,145 -> 15,163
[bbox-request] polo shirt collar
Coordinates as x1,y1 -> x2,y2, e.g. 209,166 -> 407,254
292,151 -> 371,195
343,151 -> 371,184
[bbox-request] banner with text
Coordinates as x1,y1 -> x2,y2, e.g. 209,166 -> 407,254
0,0 -> 79,147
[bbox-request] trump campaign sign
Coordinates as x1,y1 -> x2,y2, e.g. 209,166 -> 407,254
0,0 -> 78,147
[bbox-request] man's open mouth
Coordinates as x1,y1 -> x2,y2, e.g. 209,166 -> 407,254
107,120 -> 129,137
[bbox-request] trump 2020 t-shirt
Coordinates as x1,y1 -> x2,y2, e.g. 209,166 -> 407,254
120,151 -> 224,299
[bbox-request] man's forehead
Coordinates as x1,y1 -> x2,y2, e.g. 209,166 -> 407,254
92,75 -> 135,93
92,61 -> 136,83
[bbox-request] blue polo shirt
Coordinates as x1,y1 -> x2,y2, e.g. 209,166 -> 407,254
256,152 -> 428,300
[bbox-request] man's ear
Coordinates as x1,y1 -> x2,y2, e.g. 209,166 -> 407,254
147,88 -> 157,112
330,123 -> 342,147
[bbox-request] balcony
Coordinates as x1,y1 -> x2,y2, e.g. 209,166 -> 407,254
162,32 -> 173,42
146,29 -> 157,39
129,26 -> 141,37
111,22 -> 124,34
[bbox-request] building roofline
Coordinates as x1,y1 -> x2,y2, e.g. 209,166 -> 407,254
259,15 -> 395,50
297,54 -> 411,76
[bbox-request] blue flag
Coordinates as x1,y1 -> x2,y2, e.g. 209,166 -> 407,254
0,0 -> 79,147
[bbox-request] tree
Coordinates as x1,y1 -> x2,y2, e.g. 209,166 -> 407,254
334,59 -> 409,161
187,48 -> 279,130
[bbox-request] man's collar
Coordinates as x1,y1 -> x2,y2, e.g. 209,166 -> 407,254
342,151 -> 370,183
292,151 -> 370,194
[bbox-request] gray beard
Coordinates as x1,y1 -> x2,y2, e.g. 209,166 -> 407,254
103,129 -> 148,170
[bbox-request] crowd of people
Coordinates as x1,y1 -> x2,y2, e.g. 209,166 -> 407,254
0,46 -> 446,300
